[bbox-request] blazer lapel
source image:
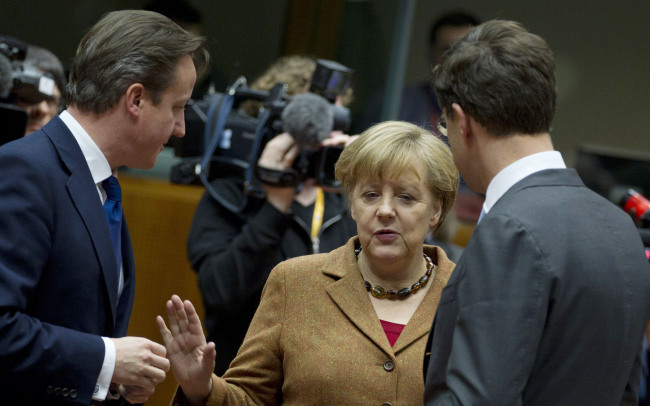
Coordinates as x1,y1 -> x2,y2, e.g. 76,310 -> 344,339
324,241 -> 456,357
325,240 -> 394,356
393,246 -> 453,353
44,117 -> 119,327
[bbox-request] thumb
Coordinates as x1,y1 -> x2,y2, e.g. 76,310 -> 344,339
202,342 -> 217,371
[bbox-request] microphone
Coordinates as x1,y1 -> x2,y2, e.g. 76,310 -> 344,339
614,188 -> 650,228
281,92 -> 333,149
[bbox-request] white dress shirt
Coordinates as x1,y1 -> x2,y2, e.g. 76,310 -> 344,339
482,151 -> 567,215
59,110 -> 121,401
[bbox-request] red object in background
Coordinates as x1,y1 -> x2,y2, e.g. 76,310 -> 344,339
621,189 -> 650,228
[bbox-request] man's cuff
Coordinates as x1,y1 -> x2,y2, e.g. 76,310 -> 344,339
93,337 -> 116,401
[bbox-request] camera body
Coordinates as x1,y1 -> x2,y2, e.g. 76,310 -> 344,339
1,36 -> 57,146
171,59 -> 354,212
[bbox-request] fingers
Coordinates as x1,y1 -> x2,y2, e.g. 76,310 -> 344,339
119,384 -> 154,404
150,350 -> 171,372
166,298 -> 181,337
150,340 -> 167,358
259,132 -> 297,169
202,342 -> 217,372
183,299 -> 205,336
321,132 -> 357,147
283,142 -> 300,165
156,315 -> 172,347
171,295 -> 190,335
112,336 -> 169,388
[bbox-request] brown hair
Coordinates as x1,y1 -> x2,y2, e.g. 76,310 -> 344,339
432,20 -> 556,136
66,10 -> 208,113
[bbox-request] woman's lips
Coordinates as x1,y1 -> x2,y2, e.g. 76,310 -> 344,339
374,229 -> 399,241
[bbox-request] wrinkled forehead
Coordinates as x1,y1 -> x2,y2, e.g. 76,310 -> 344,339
354,159 -> 425,188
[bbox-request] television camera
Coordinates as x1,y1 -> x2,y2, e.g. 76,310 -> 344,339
1,36 -> 57,146
171,59 -> 354,213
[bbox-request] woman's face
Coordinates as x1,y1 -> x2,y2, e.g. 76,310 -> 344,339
350,160 -> 441,267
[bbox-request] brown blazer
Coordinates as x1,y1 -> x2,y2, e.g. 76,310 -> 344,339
174,237 -> 454,405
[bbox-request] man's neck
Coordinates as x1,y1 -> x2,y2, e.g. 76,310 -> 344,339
477,132 -> 554,192
67,105 -> 125,170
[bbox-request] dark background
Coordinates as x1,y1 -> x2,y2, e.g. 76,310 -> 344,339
2,0 -> 650,167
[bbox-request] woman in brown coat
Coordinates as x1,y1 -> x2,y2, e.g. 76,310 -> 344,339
158,121 -> 459,406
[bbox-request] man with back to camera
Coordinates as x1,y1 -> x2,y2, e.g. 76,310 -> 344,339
0,10 -> 208,405
423,20 -> 650,405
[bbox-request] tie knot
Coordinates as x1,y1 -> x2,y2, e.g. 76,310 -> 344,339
103,176 -> 122,202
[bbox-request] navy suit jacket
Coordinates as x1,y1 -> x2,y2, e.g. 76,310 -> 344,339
424,169 -> 650,405
0,116 -> 136,405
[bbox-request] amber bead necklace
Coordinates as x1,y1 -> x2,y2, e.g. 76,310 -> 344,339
354,246 -> 434,300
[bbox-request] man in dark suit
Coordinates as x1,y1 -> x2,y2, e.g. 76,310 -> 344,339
423,20 -> 650,405
0,10 -> 208,405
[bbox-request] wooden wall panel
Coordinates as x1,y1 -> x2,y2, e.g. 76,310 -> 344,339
121,174 -> 205,405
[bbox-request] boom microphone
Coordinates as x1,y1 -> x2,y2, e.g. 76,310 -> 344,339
281,92 -> 333,149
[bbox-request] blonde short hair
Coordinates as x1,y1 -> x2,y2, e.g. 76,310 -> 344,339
335,121 -> 458,232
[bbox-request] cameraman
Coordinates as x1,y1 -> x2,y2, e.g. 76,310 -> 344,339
18,44 -> 66,135
1,38 -> 65,140
187,55 -> 358,375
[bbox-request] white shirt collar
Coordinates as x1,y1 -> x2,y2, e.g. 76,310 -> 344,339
59,110 -> 113,184
483,151 -> 566,213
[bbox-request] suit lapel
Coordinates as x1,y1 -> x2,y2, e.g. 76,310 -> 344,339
44,117 -> 119,328
325,240 -> 394,355
393,246 -> 453,353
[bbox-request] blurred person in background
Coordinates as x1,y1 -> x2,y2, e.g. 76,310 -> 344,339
13,44 -> 66,135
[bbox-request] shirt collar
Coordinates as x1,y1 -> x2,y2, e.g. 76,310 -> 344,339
59,110 -> 113,184
483,150 -> 566,213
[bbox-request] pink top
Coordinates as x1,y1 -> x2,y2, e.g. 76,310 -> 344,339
380,319 -> 406,347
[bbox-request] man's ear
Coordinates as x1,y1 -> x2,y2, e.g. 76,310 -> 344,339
125,83 -> 145,118
451,102 -> 472,145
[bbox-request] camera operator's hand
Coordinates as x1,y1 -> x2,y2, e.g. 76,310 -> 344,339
321,131 -> 358,148
257,132 -> 300,213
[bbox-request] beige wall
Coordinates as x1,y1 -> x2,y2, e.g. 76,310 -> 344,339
403,1 -> 650,164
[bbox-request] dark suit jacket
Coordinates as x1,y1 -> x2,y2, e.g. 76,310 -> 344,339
424,168 -> 650,405
174,237 -> 455,405
0,116 -> 136,405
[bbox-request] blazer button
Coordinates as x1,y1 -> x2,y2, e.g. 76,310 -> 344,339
54,387 -> 62,396
62,388 -> 70,397
383,359 -> 395,371
69,389 -> 78,399
46,386 -> 55,395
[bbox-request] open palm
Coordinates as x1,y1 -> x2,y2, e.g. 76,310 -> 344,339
157,295 -> 215,403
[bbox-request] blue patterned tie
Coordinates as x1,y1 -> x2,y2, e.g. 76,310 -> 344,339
102,176 -> 122,284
